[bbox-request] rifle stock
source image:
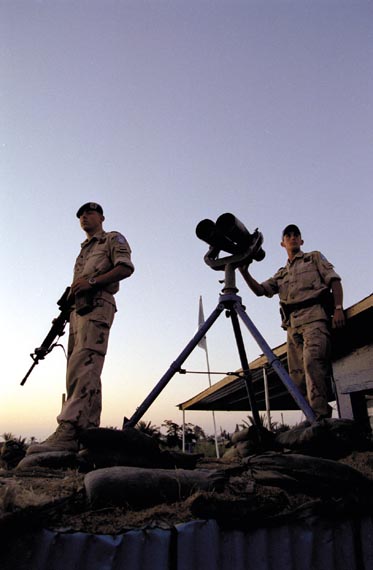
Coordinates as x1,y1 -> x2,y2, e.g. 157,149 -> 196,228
21,287 -> 73,386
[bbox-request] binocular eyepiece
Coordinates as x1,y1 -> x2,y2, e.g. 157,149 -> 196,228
196,213 -> 265,265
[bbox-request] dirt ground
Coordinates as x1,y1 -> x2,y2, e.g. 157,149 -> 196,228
1,450 -> 373,536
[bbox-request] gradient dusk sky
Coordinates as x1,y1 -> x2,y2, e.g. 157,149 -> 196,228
1,0 -> 372,440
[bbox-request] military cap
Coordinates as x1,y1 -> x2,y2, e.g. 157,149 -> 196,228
76,202 -> 104,218
282,224 -> 301,237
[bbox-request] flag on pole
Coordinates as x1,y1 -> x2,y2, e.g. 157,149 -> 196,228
197,295 -> 207,351
197,295 -> 220,458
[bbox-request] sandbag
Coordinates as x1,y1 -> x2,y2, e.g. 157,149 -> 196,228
231,427 -> 251,444
0,440 -> 26,469
189,489 -> 289,528
78,427 -> 166,469
78,448 -> 160,471
78,428 -> 203,471
85,466 -> 227,508
79,427 -> 161,458
275,419 -> 370,459
244,451 -> 373,498
228,426 -> 280,458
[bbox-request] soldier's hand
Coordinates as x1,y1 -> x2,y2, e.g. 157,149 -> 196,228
71,277 -> 92,294
332,308 -> 346,329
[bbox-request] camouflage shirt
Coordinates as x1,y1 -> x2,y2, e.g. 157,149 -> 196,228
73,230 -> 134,299
261,250 -> 341,327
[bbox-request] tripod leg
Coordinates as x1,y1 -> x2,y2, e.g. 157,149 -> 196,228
234,301 -> 316,423
229,309 -> 262,427
125,303 -> 224,427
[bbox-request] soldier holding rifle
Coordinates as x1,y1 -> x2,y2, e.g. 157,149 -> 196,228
27,202 -> 134,454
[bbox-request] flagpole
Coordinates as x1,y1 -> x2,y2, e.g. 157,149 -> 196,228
198,296 -> 220,459
204,344 -> 220,458
263,365 -> 271,429
182,409 -> 186,453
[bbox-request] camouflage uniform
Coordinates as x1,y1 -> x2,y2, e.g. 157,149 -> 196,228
260,251 -> 341,418
57,230 -> 134,429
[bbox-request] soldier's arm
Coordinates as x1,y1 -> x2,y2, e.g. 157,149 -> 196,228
331,279 -> 345,329
71,264 -> 132,294
239,265 -> 266,296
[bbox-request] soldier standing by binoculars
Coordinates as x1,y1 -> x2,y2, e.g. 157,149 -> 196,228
240,224 -> 345,420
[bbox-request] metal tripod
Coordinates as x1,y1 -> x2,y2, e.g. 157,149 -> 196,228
125,263 -> 316,428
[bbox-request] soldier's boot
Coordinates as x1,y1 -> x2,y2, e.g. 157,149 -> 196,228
26,422 -> 79,454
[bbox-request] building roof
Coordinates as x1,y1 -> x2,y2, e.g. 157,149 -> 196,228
178,293 -> 373,413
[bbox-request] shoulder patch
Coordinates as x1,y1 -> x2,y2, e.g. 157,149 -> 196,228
109,231 -> 127,244
116,234 -> 127,243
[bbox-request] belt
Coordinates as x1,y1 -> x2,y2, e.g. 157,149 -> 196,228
281,297 -> 322,316
286,297 -> 321,313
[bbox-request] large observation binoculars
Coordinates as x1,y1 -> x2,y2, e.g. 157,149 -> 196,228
196,213 -> 265,270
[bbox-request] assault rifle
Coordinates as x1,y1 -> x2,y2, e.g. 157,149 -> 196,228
21,287 -> 73,386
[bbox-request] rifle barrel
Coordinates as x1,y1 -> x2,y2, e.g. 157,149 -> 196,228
20,287 -> 72,386
20,360 -> 38,386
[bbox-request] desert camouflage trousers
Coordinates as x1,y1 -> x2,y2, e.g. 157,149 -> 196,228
57,299 -> 116,429
286,320 -> 332,419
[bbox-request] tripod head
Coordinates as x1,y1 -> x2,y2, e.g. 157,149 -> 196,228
196,213 -> 265,271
